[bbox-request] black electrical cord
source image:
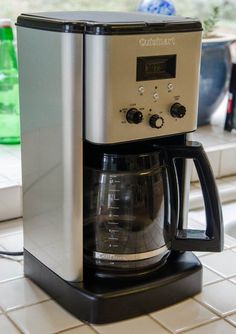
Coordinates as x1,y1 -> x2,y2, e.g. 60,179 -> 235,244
0,251 -> 23,256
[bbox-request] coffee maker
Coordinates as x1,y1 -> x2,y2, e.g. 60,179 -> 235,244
16,11 -> 223,323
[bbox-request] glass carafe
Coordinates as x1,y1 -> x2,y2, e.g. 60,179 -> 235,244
83,141 -> 223,277
84,150 -> 171,274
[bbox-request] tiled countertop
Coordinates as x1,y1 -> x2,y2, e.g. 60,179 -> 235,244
0,145 -> 22,221
0,130 -> 236,332
0,203 -> 236,333
1,124 -> 236,220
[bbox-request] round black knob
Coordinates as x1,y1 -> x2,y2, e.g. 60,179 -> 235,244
170,103 -> 186,118
149,115 -> 164,129
126,108 -> 143,124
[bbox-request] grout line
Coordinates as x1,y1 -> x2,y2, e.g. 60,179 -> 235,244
88,324 -> 101,334
90,326 -> 102,334
193,294 -> 236,319
0,275 -> 24,285
0,253 -> 23,264
201,263 -> 236,280
177,317 -> 220,334
3,312 -> 24,334
224,315 -> 236,327
203,278 -> 225,287
0,301 -> 24,334
53,323 -> 86,334
148,314 -> 173,333
192,298 -> 223,318
227,277 -> 236,285
180,318 -> 223,333
149,303 -> 221,334
6,297 -> 52,314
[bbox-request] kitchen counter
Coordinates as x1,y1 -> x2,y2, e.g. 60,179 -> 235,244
1,123 -> 236,221
0,206 -> 236,334
1,124 -> 236,333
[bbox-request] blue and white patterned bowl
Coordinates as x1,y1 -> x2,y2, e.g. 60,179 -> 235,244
138,0 -> 176,16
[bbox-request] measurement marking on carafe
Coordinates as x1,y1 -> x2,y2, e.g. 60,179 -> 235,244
110,189 -> 120,192
108,214 -> 119,218
109,206 -> 119,209
108,237 -> 119,240
108,229 -> 119,233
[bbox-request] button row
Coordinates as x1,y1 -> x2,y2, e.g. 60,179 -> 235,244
138,83 -> 174,97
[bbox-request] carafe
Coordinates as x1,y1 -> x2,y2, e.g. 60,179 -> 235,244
84,141 -> 223,277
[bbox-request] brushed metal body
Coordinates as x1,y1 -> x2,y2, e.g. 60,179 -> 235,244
18,17 -> 202,282
85,32 -> 202,143
17,27 -> 83,281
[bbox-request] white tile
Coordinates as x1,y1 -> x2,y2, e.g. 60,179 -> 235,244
1,145 -> 21,159
230,276 -> 236,284
225,221 -> 236,239
220,146 -> 236,176
194,280 -> 236,316
188,209 -> 205,225
221,202 -> 236,225
0,175 -> 13,187
93,315 -> 169,334
0,314 -> 20,334
190,179 -> 236,209
227,312 -> 236,326
0,277 -> 50,311
202,267 -> 223,286
151,299 -> 218,333
0,186 -> 22,222
200,250 -> 236,278
182,319 -> 236,334
193,251 -> 211,258
206,150 -> 221,179
187,218 -> 205,230
0,219 -> 22,237
191,150 -> 221,181
190,202 -> 236,227
0,233 -> 23,253
61,326 -> 96,334
224,175 -> 236,186
224,234 -> 236,249
8,300 -> 82,334
0,258 -> 23,282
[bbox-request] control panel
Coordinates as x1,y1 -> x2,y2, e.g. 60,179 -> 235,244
119,80 -> 188,133
85,31 -> 202,144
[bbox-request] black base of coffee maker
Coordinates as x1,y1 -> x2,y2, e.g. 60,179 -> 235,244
24,249 -> 202,324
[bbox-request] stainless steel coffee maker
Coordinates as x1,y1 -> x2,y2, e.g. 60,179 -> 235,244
17,11 -> 223,323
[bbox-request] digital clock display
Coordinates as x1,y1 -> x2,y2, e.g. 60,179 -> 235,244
136,55 -> 176,81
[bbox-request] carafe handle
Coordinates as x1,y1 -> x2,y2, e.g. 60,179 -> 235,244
165,141 -> 223,252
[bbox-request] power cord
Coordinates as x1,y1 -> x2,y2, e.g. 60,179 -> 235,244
0,251 -> 23,256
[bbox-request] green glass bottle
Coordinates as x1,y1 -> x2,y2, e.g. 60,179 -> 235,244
0,19 -> 20,144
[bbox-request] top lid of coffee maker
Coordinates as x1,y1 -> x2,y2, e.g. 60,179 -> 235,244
16,11 -> 202,35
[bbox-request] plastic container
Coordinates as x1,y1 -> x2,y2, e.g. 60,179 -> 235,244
0,19 -> 20,144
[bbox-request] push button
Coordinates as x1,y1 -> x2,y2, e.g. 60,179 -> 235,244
153,92 -> 159,101
138,86 -> 145,94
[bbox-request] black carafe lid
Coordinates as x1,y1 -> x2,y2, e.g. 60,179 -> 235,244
85,141 -> 163,171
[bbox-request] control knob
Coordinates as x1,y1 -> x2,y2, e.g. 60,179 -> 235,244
149,114 -> 164,129
126,108 -> 143,124
170,103 -> 186,118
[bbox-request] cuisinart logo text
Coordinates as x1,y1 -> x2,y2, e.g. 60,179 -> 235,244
139,37 -> 175,47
